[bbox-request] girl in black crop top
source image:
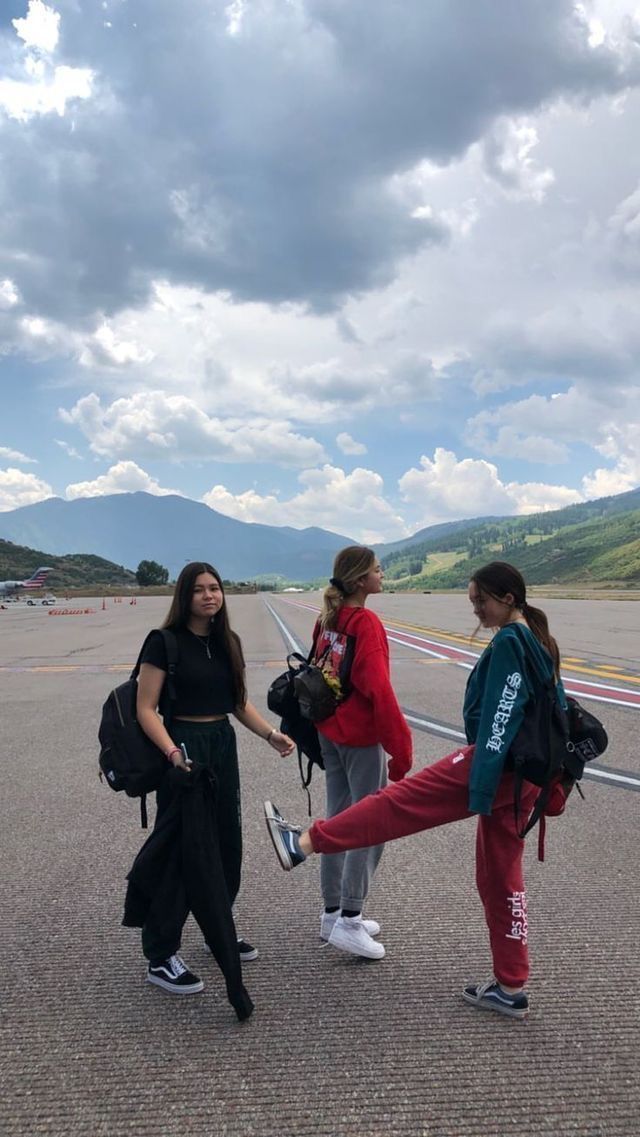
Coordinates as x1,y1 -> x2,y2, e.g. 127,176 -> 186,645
135,561 -> 294,994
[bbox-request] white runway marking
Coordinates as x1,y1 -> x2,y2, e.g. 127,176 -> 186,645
267,598 -> 640,794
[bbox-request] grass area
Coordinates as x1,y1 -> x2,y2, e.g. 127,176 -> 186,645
423,551 -> 466,574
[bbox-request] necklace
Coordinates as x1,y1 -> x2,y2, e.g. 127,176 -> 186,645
189,628 -> 212,659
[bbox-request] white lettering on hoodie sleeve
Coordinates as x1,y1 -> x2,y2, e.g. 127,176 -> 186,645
485,671 -> 522,753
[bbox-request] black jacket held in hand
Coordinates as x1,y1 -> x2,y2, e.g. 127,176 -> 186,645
122,765 -> 254,1022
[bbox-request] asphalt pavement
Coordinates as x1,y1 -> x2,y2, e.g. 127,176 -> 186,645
1,592 -> 639,1136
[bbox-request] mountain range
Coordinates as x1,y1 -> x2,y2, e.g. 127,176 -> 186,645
381,487 -> 640,587
0,492 -> 352,581
0,487 -> 638,585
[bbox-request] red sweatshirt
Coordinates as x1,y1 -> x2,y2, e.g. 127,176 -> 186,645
313,606 -> 413,780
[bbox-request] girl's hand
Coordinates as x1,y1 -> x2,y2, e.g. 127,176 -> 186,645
167,746 -> 192,772
268,730 -> 296,757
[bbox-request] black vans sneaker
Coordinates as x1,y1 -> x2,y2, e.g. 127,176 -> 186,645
462,979 -> 529,1020
237,939 -> 259,962
203,937 -> 258,960
147,954 -> 204,995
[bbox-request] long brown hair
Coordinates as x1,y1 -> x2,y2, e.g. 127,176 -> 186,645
162,562 -> 247,707
469,561 -> 560,676
320,545 -> 376,631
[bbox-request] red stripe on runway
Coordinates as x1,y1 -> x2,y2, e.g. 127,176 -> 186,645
386,627 -> 478,662
560,678 -> 640,708
277,598 -> 640,709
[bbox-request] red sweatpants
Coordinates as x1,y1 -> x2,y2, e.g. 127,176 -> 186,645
309,745 -> 537,987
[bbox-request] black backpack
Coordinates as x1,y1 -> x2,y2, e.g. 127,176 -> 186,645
267,651 -> 325,813
294,610 -> 357,722
98,629 -> 178,827
507,628 -> 608,855
267,613 -> 358,811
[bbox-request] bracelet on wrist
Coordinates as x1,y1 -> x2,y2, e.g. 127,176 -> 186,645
166,746 -> 181,761
266,728 -> 275,744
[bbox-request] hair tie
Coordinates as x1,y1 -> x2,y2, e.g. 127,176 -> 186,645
329,576 -> 346,594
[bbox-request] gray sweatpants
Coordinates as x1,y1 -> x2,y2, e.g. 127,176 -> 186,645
319,736 -> 387,911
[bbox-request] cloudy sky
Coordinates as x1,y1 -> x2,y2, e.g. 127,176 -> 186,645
1,0 -> 639,542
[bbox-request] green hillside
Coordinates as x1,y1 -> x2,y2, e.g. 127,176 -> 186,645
381,497 -> 640,589
0,539 -> 136,589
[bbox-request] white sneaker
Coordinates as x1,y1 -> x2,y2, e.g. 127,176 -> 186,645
320,910 -> 381,942
327,915 -> 385,959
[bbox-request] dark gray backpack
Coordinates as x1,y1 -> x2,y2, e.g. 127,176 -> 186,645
98,629 -> 178,826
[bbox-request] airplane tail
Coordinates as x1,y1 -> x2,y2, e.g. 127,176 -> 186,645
23,567 -> 53,590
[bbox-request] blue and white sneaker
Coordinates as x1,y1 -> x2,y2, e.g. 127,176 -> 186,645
462,979 -> 529,1020
264,801 -> 306,871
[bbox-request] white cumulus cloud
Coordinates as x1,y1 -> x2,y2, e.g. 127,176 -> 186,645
0,446 -> 36,464
203,465 -> 409,543
0,280 -> 21,309
13,1 -> 60,54
582,420 -> 640,497
1,3 -> 93,123
65,461 -> 182,500
481,118 -> 555,202
59,392 -> 327,468
398,448 -> 584,527
0,467 -> 53,511
336,432 -> 367,456
505,482 -> 584,514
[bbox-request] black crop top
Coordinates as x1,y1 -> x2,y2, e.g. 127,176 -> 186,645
140,627 -> 237,716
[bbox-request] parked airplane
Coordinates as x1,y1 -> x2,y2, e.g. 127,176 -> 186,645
0,567 -> 53,598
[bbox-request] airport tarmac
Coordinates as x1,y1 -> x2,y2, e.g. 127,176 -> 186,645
1,592 -> 639,1137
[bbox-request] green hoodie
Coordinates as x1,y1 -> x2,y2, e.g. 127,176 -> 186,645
463,623 -> 565,816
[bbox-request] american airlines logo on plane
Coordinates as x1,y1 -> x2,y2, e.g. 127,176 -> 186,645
22,570 -> 51,589
0,567 -> 53,598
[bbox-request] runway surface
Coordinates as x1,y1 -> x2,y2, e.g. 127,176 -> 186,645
1,592 -> 639,1136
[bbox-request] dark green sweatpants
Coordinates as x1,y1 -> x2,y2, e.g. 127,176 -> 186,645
141,718 -> 242,963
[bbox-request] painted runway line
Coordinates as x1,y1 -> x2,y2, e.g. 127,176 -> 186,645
403,706 -> 640,792
266,599 -> 640,794
274,597 -> 640,710
0,663 -> 131,673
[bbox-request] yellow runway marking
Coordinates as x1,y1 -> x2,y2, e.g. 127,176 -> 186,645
384,620 -> 640,684
562,663 -> 640,684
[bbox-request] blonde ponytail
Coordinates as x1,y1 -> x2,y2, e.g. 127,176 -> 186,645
320,546 -> 375,631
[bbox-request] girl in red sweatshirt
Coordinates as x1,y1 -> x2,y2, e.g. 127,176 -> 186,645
309,545 -> 413,960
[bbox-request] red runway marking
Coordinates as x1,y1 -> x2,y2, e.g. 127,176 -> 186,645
277,597 -> 640,710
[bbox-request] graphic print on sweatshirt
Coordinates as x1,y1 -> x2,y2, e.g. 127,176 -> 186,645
313,621 -> 357,703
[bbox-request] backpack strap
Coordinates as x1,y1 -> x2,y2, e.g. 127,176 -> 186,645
140,794 -> 149,829
132,627 -> 179,682
133,628 -> 179,718
297,745 -> 314,816
515,769 -> 553,842
537,815 -> 546,862
131,629 -> 157,680
513,671 -> 558,860
309,621 -> 325,664
158,629 -> 179,707
135,628 -> 179,829
508,624 -> 560,858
